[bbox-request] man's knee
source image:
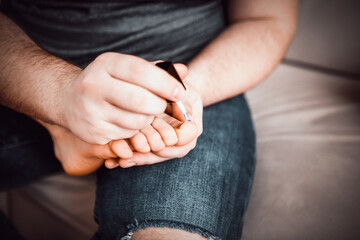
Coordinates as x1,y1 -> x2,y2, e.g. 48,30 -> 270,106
132,227 -> 210,240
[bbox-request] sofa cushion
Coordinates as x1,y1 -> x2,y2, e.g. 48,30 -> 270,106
243,63 -> 360,240
8,173 -> 97,240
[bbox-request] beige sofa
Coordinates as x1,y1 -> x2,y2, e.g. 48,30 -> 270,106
1,0 -> 360,239
242,1 -> 360,239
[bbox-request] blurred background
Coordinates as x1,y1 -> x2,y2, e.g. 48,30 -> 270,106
1,0 -> 360,239
244,0 -> 360,239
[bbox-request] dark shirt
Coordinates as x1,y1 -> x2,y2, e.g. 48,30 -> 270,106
3,0 -> 226,67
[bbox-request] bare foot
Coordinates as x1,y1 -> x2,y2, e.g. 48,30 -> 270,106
46,124 -> 132,175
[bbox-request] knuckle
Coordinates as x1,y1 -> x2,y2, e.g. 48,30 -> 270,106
83,103 -> 98,121
87,126 -> 98,138
94,52 -> 112,64
128,58 -> 149,79
79,75 -> 96,94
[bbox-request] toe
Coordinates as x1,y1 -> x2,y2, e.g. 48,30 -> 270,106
175,121 -> 198,146
130,132 -> 151,153
151,117 -> 178,146
140,125 -> 166,152
109,139 -> 133,159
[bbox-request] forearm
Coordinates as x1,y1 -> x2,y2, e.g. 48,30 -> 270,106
187,1 -> 297,106
0,13 -> 80,125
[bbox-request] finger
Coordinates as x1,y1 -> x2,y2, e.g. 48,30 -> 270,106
109,139 -> 133,159
173,63 -> 188,80
130,132 -> 151,153
104,79 -> 167,115
84,121 -> 138,144
100,53 -> 186,102
151,116 -> 178,146
140,125 -> 166,152
105,103 -> 154,130
105,158 -> 119,169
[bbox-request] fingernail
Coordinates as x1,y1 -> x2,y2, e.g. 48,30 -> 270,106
173,87 -> 184,100
125,162 -> 136,168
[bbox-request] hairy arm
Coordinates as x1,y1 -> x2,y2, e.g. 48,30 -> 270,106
0,13 -> 185,144
107,0 -> 299,168
0,13 -> 95,173
187,0 -> 298,106
0,13 -> 80,125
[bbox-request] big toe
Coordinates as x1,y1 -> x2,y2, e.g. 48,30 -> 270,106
175,121 -> 198,146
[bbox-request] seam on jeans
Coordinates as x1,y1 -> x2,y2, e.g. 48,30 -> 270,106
119,219 -> 220,240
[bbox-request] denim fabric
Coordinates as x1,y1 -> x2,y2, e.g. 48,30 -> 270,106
0,95 -> 256,240
0,106 -> 62,191
93,95 -> 256,240
0,210 -> 24,240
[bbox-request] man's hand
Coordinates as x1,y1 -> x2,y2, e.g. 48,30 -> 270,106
61,53 -> 187,145
1,15 -> 188,145
105,83 -> 203,168
38,82 -> 202,175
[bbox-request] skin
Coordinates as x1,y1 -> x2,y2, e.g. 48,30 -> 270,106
0,19 -> 186,145
131,227 -> 214,240
39,65 -> 198,175
0,0 -> 298,238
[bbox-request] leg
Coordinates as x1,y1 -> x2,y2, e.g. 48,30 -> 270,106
132,227 -> 210,240
93,95 -> 256,240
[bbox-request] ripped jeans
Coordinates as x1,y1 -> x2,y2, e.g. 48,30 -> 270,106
92,95 -> 256,240
0,94 -> 255,240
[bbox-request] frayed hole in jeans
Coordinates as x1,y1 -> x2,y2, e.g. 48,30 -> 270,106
119,219 -> 219,240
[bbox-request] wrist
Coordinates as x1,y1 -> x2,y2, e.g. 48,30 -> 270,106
50,67 -> 81,129
184,65 -> 206,104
